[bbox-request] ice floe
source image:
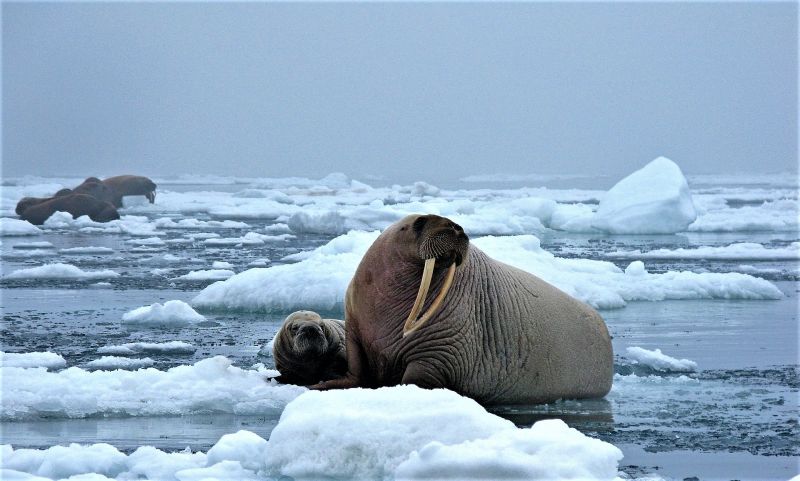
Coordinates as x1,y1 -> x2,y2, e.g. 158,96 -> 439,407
121,300 -> 206,326
606,242 -> 800,260
0,352 -> 66,369
0,218 -> 42,236
97,341 -> 196,355
194,230 -> 783,312
58,246 -> 115,255
173,269 -> 236,281
86,356 -> 155,370
1,356 -> 304,420
5,263 -> 119,280
12,241 -> 53,249
625,347 -> 698,372
592,157 -> 697,234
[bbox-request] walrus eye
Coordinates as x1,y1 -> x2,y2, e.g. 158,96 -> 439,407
412,217 -> 427,234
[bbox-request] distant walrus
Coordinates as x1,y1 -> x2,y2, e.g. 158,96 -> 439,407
102,175 -> 157,207
19,193 -> 120,225
272,310 -> 347,386
312,214 -> 613,405
15,189 -> 73,216
73,177 -> 118,206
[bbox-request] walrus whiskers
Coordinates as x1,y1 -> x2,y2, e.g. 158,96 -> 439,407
403,261 -> 456,337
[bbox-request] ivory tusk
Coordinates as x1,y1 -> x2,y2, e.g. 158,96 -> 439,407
403,261 -> 456,337
403,258 -> 436,333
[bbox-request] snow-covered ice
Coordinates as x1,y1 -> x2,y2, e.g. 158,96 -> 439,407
1,356 -> 304,420
97,341 -> 196,355
58,246 -> 115,255
625,346 -> 698,372
606,242 -> 800,260
592,157 -> 697,234
85,356 -> 155,370
0,218 -> 42,236
194,230 -> 783,312
121,300 -> 206,326
173,269 -> 235,281
0,352 -> 66,369
5,263 -> 119,280
12,241 -> 54,249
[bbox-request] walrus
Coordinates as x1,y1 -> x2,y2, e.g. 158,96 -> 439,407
19,193 -> 120,225
15,189 -> 73,216
272,310 -> 347,386
73,177 -> 118,206
312,214 -> 613,405
103,175 -> 157,206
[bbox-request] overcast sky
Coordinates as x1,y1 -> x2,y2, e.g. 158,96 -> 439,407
2,2 -> 797,184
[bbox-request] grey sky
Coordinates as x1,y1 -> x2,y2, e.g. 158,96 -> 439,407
2,2 -> 797,185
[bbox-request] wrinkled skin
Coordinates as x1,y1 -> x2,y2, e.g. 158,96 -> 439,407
272,310 -> 347,386
312,214 -> 613,405
103,175 -> 157,206
19,194 -> 120,225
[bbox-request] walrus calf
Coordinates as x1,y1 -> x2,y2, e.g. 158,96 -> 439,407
103,175 -> 157,206
19,193 -> 120,225
272,310 -> 347,386
313,214 -> 614,405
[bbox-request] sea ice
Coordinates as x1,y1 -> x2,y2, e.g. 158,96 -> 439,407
606,242 -> 800,260
98,341 -> 195,355
173,269 -> 235,281
0,352 -> 66,369
12,241 -> 54,249
5,263 -> 119,280
591,157 -> 697,234
121,300 -> 206,326
0,218 -> 43,236
625,347 -> 698,372
58,246 -> 115,255
85,357 -> 155,370
1,356 -> 304,420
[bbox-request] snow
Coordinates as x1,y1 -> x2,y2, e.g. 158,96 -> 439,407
264,386 -> 623,481
1,356 -> 304,420
5,263 -> 119,280
591,157 -> 697,234
606,242 -> 800,260
625,347 -> 698,372
194,230 -> 783,313
0,218 -> 43,236
0,352 -> 66,369
173,269 -> 235,281
58,246 -> 115,255
121,300 -> 206,326
395,419 -> 622,481
85,357 -> 155,370
97,341 -> 196,355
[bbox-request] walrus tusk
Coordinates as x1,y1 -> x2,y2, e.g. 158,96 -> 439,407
403,260 -> 456,337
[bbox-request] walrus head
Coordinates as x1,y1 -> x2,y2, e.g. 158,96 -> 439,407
396,214 -> 469,337
281,310 -> 333,357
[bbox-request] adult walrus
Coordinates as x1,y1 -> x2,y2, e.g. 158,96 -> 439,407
312,214 -> 613,405
103,175 -> 157,206
73,177 -> 118,206
272,310 -> 347,386
15,189 -> 73,216
19,193 -> 120,225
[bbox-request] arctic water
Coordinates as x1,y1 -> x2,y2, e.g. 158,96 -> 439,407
1,170 -> 797,481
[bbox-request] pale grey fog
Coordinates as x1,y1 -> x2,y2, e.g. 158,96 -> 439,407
2,2 -> 797,185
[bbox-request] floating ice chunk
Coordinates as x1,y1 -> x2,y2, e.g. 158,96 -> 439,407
5,263 -> 119,280
212,261 -> 234,269
592,157 -> 697,234
173,269 -> 235,281
90,282 -> 113,289
688,199 -> 799,232
125,237 -> 165,246
395,419 -> 623,481
263,223 -> 292,234
154,218 -> 250,230
203,232 -> 294,246
193,231 -> 379,312
1,356 -> 302,420
625,347 -> 698,372
2,249 -> 56,259
86,357 -> 155,370
175,460 -> 261,481
98,341 -> 195,356
58,246 -> 114,255
0,352 -> 66,369
264,386 -> 515,480
607,242 -> 800,260
122,300 -> 205,326
205,431 -> 268,472
1,443 -> 127,480
0,218 -> 42,236
12,241 -> 54,249
247,258 -> 270,267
